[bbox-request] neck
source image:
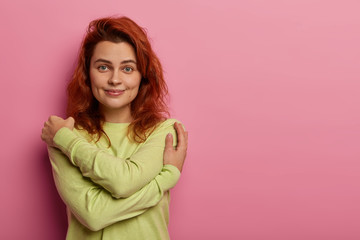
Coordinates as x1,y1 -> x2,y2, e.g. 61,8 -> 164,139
100,105 -> 133,123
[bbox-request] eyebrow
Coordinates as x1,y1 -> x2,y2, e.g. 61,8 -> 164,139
94,58 -> 137,64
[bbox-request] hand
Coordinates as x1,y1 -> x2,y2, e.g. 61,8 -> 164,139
41,116 -> 75,147
163,122 -> 188,172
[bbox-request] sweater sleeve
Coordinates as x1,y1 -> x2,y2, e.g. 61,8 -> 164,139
53,119 -> 179,198
48,146 -> 180,232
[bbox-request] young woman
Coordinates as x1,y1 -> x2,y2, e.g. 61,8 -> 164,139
41,16 -> 188,239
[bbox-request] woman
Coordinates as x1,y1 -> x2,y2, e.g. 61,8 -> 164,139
41,16 -> 188,239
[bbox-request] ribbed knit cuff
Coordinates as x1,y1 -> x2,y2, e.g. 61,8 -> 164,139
155,164 -> 181,192
53,127 -> 79,165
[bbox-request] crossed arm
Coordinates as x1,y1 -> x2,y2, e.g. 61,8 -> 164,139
49,119 -> 187,198
48,145 -> 181,231
41,116 -> 188,230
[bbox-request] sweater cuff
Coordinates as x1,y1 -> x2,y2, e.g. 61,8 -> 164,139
53,127 -> 80,164
155,164 -> 181,192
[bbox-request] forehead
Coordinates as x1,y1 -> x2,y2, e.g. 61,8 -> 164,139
91,41 -> 137,62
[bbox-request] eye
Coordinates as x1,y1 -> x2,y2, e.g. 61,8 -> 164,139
98,65 -> 109,72
123,66 -> 133,73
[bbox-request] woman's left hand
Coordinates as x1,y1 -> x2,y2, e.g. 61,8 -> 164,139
41,116 -> 75,147
163,122 -> 188,172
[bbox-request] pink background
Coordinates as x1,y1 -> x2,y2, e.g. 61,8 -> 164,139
1,0 -> 359,239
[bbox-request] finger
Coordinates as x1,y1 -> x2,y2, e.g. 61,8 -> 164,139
41,131 -> 46,141
49,115 -> 62,122
174,122 -> 185,137
65,116 -> 75,128
44,121 -> 50,127
68,116 -> 75,124
174,122 -> 186,149
66,116 -> 75,122
165,133 -> 173,151
48,115 -> 57,121
180,130 -> 188,152
174,122 -> 186,150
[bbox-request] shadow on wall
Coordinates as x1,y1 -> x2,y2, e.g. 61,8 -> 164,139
38,55 -> 73,237
39,146 -> 68,238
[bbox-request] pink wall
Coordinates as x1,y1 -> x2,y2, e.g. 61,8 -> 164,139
1,0 -> 359,239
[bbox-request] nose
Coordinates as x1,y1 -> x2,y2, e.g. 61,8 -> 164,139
108,69 -> 122,85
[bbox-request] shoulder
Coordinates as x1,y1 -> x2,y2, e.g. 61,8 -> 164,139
154,118 -> 183,133
158,118 -> 178,128
140,118 -> 184,146
144,118 -> 182,140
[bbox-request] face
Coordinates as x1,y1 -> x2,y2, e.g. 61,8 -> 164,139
89,41 -> 142,122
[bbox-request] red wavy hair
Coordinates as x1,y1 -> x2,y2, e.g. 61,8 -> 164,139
67,16 -> 169,143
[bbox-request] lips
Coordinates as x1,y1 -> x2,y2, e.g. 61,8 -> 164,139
105,89 -> 125,96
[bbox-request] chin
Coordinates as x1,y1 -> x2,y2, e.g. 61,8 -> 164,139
101,102 -> 130,111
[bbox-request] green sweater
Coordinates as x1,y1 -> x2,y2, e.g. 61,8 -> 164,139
48,119 -> 181,240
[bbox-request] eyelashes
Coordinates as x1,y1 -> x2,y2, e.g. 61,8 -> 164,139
98,65 -> 109,71
123,66 -> 133,73
97,65 -> 134,73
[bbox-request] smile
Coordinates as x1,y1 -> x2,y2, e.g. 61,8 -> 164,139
105,89 -> 126,96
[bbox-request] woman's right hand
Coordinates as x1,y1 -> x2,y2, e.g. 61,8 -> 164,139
41,116 -> 75,147
163,122 -> 188,172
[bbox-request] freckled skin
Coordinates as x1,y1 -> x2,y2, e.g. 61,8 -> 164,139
89,41 -> 142,123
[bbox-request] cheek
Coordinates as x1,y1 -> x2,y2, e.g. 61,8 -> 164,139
127,75 -> 141,94
90,83 -> 97,98
130,88 -> 140,99
89,72 -> 101,99
89,71 -> 103,89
